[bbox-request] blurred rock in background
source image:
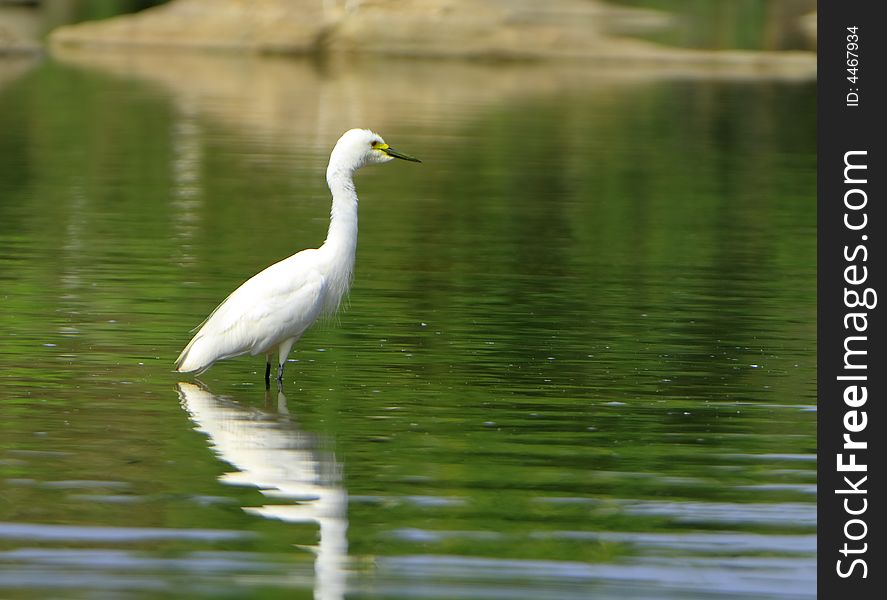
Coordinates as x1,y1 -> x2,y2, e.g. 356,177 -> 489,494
1,0 -> 41,54
40,0 -> 814,69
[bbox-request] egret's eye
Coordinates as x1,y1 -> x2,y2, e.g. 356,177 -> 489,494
371,140 -> 381,148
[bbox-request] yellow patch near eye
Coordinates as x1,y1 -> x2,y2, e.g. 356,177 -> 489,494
372,142 -> 389,150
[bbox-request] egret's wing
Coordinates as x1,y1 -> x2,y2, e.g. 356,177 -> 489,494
176,250 -> 326,372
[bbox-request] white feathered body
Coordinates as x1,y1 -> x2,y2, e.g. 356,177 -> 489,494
175,146 -> 360,376
175,128 -> 415,379
174,244 -> 352,374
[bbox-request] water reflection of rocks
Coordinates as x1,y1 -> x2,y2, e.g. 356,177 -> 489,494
177,382 -> 347,600
48,46 -> 814,157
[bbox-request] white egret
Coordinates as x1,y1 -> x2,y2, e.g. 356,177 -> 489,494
175,128 -> 420,386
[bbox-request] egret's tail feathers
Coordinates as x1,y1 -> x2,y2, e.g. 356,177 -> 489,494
174,335 -> 215,375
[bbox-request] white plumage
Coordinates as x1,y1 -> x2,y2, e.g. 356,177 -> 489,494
175,128 -> 420,384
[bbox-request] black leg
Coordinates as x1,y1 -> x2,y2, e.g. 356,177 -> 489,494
265,361 -> 271,389
277,362 -> 285,384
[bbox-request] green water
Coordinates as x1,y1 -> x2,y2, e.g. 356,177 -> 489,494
0,53 -> 815,599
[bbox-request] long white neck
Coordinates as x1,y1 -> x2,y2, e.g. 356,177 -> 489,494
320,165 -> 359,313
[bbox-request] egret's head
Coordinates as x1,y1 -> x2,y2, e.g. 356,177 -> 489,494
329,128 -> 421,174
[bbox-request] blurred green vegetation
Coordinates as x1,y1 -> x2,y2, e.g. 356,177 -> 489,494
611,0 -> 816,50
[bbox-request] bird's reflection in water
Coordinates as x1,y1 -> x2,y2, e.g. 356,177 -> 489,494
177,382 -> 347,600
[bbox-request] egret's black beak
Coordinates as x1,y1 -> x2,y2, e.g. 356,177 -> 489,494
383,147 -> 422,163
